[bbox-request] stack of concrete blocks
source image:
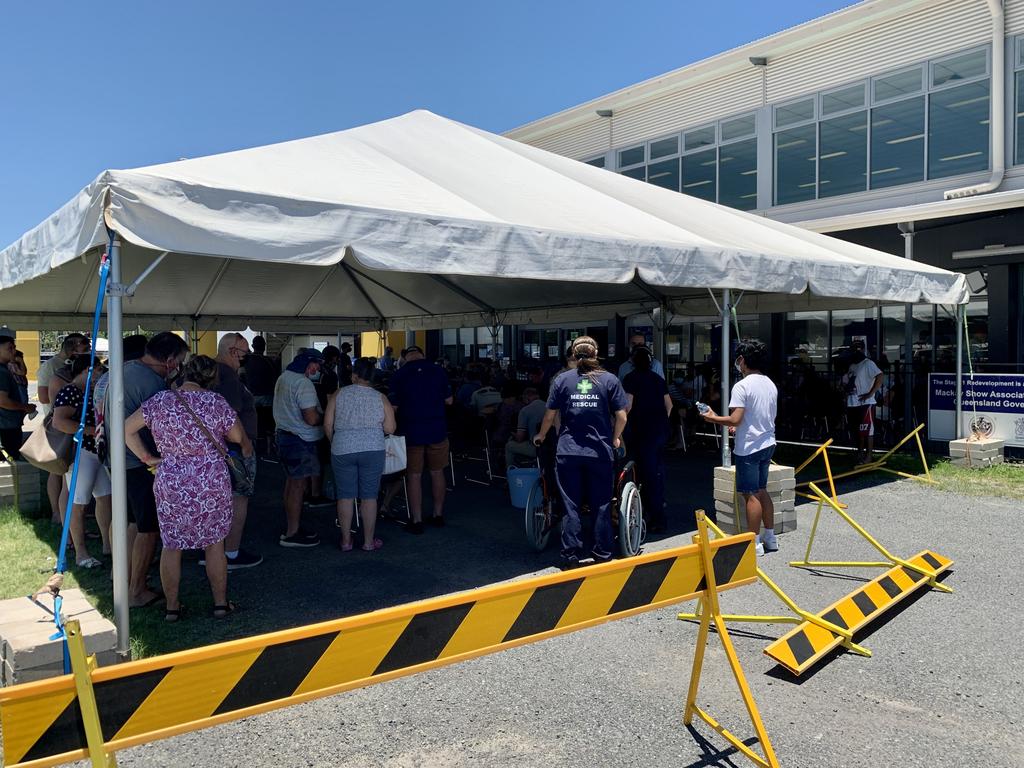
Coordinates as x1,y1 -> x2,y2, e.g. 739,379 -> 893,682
948,437 -> 1005,468
1,589 -> 118,686
0,460 -> 48,516
712,464 -> 797,536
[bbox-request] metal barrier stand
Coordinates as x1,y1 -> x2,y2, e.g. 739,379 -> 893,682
683,512 -> 780,768
65,620 -> 117,768
678,515 -> 871,658
791,482 -> 952,594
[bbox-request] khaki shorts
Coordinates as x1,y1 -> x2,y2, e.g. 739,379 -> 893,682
407,440 -> 450,473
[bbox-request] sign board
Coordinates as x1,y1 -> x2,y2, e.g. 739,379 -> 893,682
928,373 -> 1024,447
667,342 -> 681,356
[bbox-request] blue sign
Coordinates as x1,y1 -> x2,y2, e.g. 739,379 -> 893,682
929,374 -> 1024,414
928,373 -> 1024,446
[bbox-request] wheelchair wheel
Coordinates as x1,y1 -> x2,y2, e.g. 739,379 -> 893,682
524,475 -> 553,551
618,480 -> 644,557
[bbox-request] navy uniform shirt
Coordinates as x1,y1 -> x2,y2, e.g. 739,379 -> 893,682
389,359 -> 452,446
547,369 -> 628,461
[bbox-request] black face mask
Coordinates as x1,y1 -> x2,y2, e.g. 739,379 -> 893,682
852,351 -> 865,363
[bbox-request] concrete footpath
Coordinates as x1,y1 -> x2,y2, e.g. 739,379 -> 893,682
70,455 -> 1022,768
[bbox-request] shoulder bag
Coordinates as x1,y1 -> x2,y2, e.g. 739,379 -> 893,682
171,389 -> 255,496
20,412 -> 75,473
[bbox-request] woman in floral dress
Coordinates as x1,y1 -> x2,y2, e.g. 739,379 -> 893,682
125,355 -> 252,621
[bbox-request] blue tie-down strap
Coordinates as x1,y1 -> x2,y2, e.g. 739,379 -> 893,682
47,593 -> 71,674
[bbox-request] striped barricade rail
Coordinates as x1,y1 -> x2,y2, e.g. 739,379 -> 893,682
1,521 -> 778,768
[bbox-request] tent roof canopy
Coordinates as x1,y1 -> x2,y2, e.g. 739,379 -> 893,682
0,110 -> 969,331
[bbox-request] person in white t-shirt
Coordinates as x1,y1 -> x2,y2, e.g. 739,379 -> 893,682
702,340 -> 778,556
843,340 -> 883,465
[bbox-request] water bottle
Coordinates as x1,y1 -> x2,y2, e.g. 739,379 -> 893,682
696,401 -> 710,415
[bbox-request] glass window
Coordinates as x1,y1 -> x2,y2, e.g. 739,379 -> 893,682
784,312 -> 829,372
964,298 -> 989,365
822,83 -> 866,115
928,81 -> 990,179
692,321 -> 714,364
774,125 -> 817,204
646,158 -> 680,191
1016,72 -> 1024,165
1018,36 -> 1024,68
681,148 -> 717,201
721,114 -> 756,141
931,48 -> 987,88
873,66 -> 923,103
831,309 -> 877,364
649,136 -> 679,160
883,304 -> 935,371
718,138 -> 758,210
618,145 -> 645,167
818,111 -> 867,197
585,156 -> 605,168
774,98 -> 815,128
870,96 -> 925,188
621,166 -> 646,181
664,324 -> 691,366
684,125 -> 716,152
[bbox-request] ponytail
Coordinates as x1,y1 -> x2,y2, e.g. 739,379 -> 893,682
570,336 -> 605,380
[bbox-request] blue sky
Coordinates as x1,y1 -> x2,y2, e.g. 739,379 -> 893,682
0,0 -> 854,247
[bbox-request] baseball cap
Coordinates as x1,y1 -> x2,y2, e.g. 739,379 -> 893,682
405,345 -> 424,355
0,326 -> 15,344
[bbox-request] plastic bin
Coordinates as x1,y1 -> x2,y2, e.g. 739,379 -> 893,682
507,466 -> 541,508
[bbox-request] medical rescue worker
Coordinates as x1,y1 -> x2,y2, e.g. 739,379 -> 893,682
534,336 -> 628,569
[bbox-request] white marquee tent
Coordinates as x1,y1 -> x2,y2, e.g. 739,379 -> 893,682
0,109 -> 971,652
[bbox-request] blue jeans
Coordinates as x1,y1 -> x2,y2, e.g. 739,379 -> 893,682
555,455 -> 614,561
734,445 -> 775,494
332,450 -> 385,499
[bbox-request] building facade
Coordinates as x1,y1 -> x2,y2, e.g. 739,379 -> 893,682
498,0 -> 1024,445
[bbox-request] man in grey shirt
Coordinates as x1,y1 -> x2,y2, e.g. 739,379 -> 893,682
213,333 -> 261,570
505,387 -> 546,468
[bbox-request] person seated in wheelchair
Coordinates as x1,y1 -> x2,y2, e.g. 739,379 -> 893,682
533,336 -> 628,569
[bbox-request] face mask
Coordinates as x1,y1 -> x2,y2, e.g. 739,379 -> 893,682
734,361 -> 743,375
308,371 -> 322,383
852,351 -> 865,363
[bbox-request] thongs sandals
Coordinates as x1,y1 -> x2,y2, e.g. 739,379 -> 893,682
76,556 -> 102,569
361,538 -> 384,551
165,605 -> 185,623
212,602 -> 237,619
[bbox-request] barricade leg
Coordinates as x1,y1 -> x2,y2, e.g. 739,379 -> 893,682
679,514 -> 871,658
682,513 -> 779,768
66,619 -> 117,768
791,483 -> 952,594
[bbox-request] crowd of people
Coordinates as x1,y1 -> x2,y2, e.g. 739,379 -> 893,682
0,326 -> 857,614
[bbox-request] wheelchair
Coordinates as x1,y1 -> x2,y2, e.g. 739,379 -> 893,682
523,444 -> 644,558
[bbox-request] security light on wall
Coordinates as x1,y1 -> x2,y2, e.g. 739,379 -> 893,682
596,109 -> 613,118
749,56 -> 768,67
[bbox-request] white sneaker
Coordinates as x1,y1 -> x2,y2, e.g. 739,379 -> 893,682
755,539 -> 765,557
761,531 -> 778,553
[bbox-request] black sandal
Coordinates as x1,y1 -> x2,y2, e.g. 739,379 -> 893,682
164,606 -> 185,623
212,601 -> 237,619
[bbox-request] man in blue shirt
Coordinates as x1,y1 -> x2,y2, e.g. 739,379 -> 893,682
389,346 -> 453,533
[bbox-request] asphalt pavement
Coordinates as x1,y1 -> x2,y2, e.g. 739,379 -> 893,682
70,446 -> 1022,768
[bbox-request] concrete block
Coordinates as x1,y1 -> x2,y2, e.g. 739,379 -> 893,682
949,438 -> 1005,468
0,589 -> 117,686
712,488 -> 739,503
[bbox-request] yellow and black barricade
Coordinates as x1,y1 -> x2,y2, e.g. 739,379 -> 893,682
1,521 -> 780,768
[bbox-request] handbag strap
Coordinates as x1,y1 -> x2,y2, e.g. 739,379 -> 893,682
170,388 -> 228,459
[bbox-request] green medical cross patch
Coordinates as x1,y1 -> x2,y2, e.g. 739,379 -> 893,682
577,378 -> 594,394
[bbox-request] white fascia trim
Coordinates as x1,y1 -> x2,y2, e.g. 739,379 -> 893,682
794,187 -> 1024,232
505,0 -> 931,143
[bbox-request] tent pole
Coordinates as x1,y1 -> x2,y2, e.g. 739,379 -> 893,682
106,235 -> 130,658
954,304 -> 963,439
720,288 -> 731,467
900,223 -> 915,434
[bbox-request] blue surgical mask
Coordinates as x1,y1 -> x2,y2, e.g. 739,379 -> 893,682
308,371 -> 322,383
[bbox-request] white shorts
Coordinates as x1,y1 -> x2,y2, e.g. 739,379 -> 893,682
66,450 -> 111,505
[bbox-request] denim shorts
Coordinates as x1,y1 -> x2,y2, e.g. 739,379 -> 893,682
277,431 -> 321,479
734,444 -> 775,494
331,450 -> 386,500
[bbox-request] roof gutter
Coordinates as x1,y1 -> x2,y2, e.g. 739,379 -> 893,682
944,0 -> 1005,199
